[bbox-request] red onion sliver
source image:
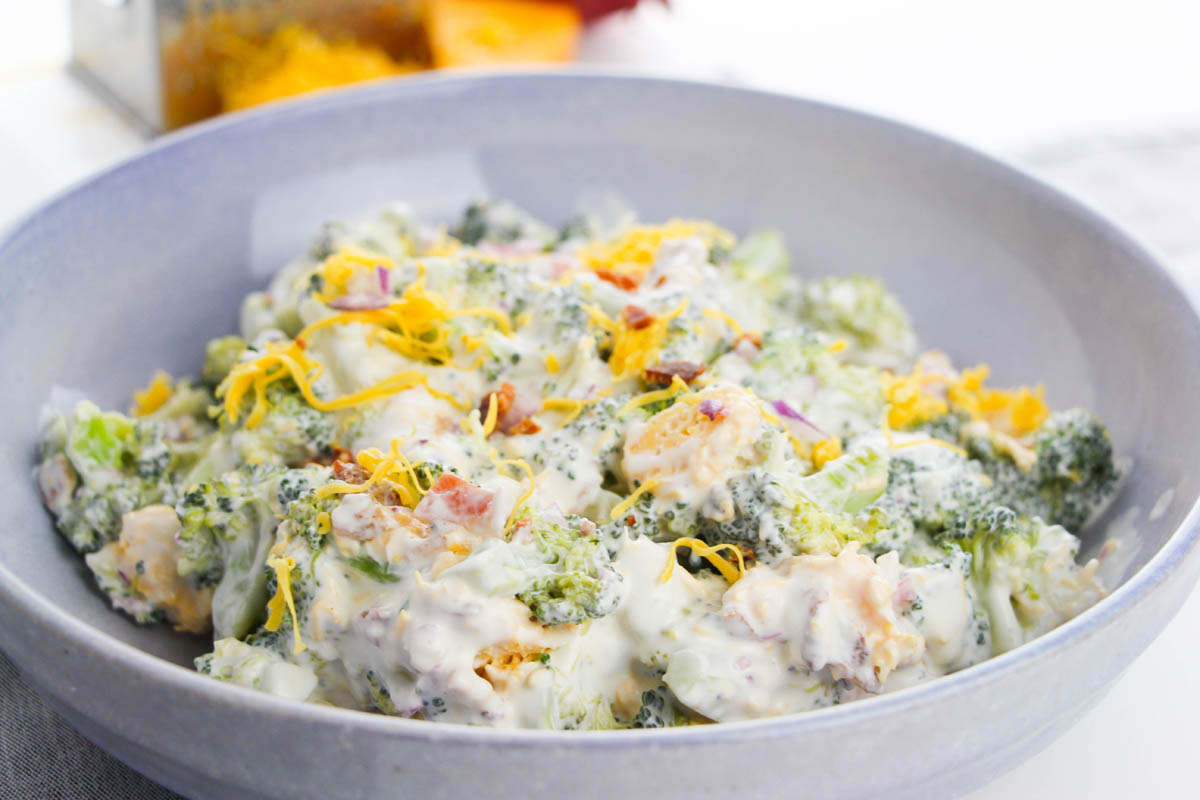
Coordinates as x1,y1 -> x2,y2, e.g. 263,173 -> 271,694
771,399 -> 827,437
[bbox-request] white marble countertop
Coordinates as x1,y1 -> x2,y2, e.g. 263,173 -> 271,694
2,1 -> 1199,797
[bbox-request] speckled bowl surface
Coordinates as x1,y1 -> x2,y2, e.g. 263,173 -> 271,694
1,72 -> 1199,800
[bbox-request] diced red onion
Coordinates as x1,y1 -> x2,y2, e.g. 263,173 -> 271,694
377,266 -> 390,295
698,398 -> 725,420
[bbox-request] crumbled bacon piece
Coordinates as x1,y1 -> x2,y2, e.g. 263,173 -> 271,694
621,304 -> 655,330
507,417 -> 542,435
643,361 -> 706,385
479,382 -> 542,435
595,268 -> 639,291
332,458 -> 370,484
415,473 -> 495,524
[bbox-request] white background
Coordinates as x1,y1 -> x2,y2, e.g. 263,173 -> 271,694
2,1 -> 1199,797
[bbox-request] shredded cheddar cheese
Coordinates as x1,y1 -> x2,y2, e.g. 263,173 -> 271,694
579,220 -> 735,287
885,359 -> 1050,440
312,246 -> 395,301
586,299 -> 688,380
131,371 -> 173,417
659,537 -> 746,585
883,365 -> 948,430
316,438 -> 428,507
617,375 -> 691,416
811,437 -> 843,470
217,24 -> 416,113
264,555 -> 306,655
948,364 -> 1049,436
609,478 -> 661,521
489,449 -> 536,531
481,392 -> 500,438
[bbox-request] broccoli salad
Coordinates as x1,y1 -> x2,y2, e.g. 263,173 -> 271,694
34,200 -> 1123,728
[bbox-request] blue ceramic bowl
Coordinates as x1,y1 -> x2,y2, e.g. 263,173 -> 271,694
2,72 -> 1199,799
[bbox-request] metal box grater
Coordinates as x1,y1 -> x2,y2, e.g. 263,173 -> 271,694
69,0 -> 425,133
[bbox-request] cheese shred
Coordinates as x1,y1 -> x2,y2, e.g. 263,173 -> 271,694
264,555 -> 306,655
609,478 -> 661,521
659,537 -> 746,585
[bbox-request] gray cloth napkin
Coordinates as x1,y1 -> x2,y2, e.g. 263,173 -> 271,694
0,651 -> 179,799
2,128 -> 1198,800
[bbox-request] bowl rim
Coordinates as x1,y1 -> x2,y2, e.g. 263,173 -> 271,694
3,67 -> 1200,746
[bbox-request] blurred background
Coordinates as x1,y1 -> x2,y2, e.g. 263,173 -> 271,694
1,1 -> 1199,797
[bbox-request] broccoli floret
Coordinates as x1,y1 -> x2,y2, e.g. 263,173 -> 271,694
452,200 -> 555,247
597,484 -> 672,552
202,336 -> 247,388
796,275 -> 917,370
853,433 -> 1107,653
961,516 -> 1102,654
283,487 -> 339,551
699,444 -> 888,563
36,402 -> 186,553
970,409 -> 1119,530
176,464 -> 328,638
631,685 -> 679,728
230,382 -> 340,467
515,511 -> 624,626
66,402 -> 171,484
860,449 -> 993,552
197,638 -> 318,701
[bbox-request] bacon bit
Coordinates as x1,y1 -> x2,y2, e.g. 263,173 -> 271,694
595,268 -> 640,291
579,519 -> 597,537
622,304 -> 655,330
643,360 -> 706,386
415,473 -> 495,524
479,382 -> 542,435
625,515 -> 637,526
507,417 -> 542,435
698,398 -> 726,421
655,275 -> 668,287
332,459 -> 370,484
